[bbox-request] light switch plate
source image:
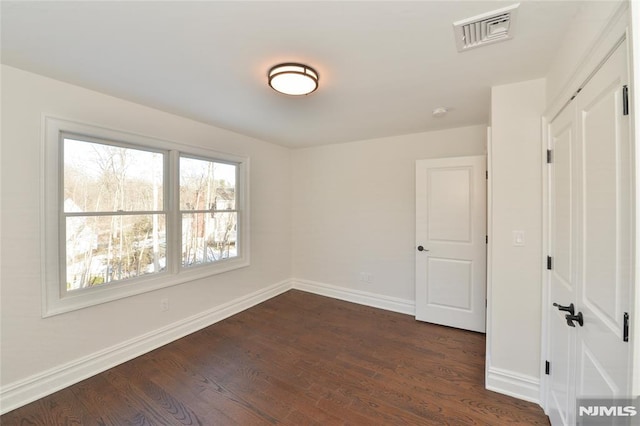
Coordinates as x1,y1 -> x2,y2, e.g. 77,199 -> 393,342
513,231 -> 525,246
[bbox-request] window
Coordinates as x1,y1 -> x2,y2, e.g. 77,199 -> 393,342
180,156 -> 238,268
63,138 -> 167,290
43,117 -> 249,316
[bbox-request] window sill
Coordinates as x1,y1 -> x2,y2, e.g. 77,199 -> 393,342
43,258 -> 250,318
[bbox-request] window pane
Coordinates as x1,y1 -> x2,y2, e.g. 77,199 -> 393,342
66,214 -> 166,291
181,212 -> 237,267
64,138 -> 164,212
180,157 -> 236,210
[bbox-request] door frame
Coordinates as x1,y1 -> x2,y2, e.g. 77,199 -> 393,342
630,1 -> 640,399
540,5 -> 638,412
485,126 -> 495,387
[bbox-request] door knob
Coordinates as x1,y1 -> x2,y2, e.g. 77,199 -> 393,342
553,302 -> 575,316
565,312 -> 584,327
417,245 -> 429,252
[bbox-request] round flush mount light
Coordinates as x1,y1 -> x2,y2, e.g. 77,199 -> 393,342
268,63 -> 319,96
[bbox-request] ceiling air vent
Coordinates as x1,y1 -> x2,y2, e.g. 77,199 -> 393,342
453,3 -> 519,52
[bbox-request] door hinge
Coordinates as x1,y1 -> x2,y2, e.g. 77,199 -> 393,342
486,170 -> 488,180
547,256 -> 553,270
623,85 -> 629,116
623,312 -> 629,342
546,149 -> 552,164
486,235 -> 488,244
545,360 -> 550,375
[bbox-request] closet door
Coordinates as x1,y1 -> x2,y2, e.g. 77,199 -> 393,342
546,39 -> 632,425
574,40 -> 632,406
547,100 -> 578,426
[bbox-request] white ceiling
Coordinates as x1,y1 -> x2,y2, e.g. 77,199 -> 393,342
1,1 -> 581,148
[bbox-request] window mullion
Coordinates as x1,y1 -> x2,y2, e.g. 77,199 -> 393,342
178,209 -> 239,214
167,149 -> 180,275
64,210 -> 164,217
58,133 -> 68,295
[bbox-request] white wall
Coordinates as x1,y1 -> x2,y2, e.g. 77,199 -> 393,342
546,1 -> 625,107
0,66 -> 291,408
487,78 -> 546,401
291,126 -> 486,306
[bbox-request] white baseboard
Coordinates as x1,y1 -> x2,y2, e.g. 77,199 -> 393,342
486,366 -> 541,404
292,278 -> 415,316
2,278 -> 540,415
0,279 -> 292,415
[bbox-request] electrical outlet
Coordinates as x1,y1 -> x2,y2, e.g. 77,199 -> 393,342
160,298 -> 169,312
359,272 -> 373,283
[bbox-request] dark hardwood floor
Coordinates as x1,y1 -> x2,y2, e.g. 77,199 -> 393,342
1,290 -> 549,425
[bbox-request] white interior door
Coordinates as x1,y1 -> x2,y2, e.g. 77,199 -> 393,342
545,40 -> 632,425
547,91 -> 578,426
415,156 -> 486,333
574,39 -> 632,405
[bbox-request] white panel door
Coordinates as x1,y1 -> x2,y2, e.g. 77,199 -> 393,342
547,94 -> 578,426
415,156 -> 486,332
575,40 -> 632,405
545,40 -> 632,425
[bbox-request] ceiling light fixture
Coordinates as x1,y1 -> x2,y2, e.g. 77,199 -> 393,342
268,63 -> 319,96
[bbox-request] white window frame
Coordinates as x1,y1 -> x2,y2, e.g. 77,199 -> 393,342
42,116 -> 250,317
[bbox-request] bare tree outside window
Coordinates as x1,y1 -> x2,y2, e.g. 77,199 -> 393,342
179,157 -> 238,267
63,138 -> 165,290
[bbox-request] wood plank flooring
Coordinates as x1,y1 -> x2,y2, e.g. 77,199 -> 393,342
1,290 -> 549,425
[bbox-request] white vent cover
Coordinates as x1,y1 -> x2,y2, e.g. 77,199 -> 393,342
453,3 -> 519,52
